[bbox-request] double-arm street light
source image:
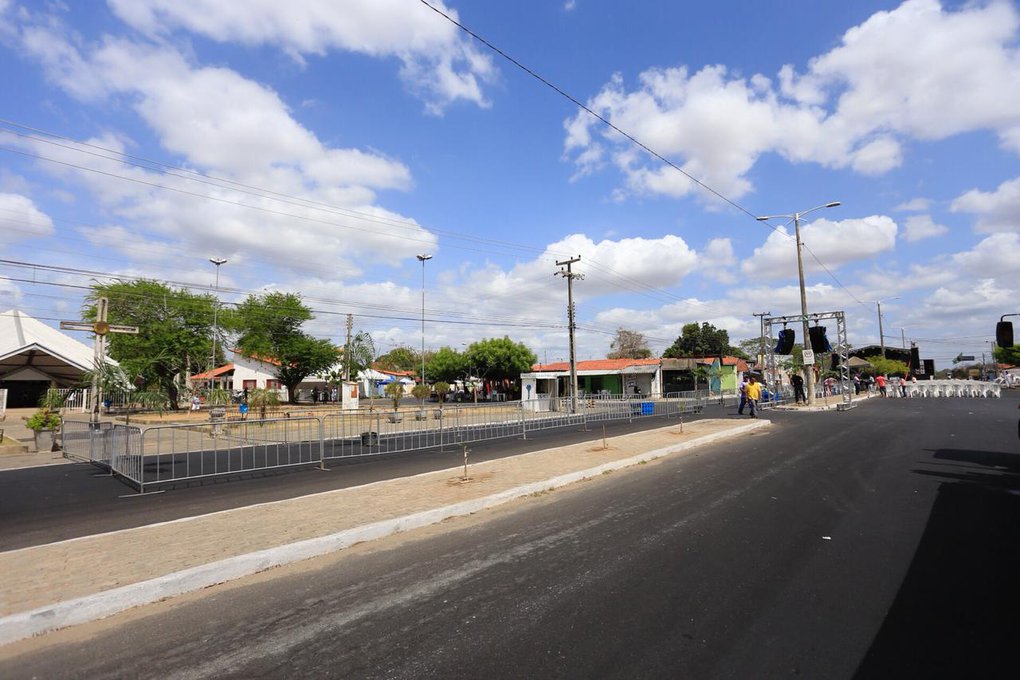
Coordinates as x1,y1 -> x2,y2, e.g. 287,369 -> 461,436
874,296 -> 901,357
209,257 -> 227,390
416,254 -> 432,386
756,201 -> 841,406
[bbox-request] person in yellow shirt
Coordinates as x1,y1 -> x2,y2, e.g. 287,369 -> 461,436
744,375 -> 762,418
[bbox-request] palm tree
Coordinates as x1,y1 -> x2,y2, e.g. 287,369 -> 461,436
691,365 -> 710,393
247,387 -> 280,420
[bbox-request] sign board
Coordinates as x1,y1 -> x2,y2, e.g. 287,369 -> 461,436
802,349 -> 815,365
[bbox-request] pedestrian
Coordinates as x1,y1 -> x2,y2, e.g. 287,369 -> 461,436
876,374 -> 888,398
191,394 -> 201,411
737,374 -> 749,415
744,374 -> 762,418
853,373 -> 861,395
791,373 -> 806,404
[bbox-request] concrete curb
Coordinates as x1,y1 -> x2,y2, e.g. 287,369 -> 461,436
0,419 -> 770,645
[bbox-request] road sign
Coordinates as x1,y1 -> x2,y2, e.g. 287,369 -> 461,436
802,349 -> 815,365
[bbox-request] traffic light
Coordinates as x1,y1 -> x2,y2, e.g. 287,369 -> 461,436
997,321 -> 1014,348
775,328 -> 795,354
808,325 -> 831,353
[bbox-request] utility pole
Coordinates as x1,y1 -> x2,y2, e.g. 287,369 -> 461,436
555,256 -> 583,414
344,313 -> 353,381
752,311 -> 770,370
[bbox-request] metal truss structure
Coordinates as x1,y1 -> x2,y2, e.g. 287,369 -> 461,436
764,310 -> 856,411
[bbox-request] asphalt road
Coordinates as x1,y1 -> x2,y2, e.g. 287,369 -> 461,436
1,408 -> 720,550
2,394 -> 1018,678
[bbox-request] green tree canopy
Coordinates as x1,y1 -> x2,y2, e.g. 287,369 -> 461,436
375,346 -> 419,372
227,292 -> 339,403
607,328 -> 652,359
425,346 -> 466,384
86,280 -> 216,410
464,337 -> 537,383
993,344 -> 1020,366
662,322 -> 742,358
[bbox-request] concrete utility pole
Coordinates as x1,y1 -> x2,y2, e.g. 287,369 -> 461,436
416,254 -> 432,385
757,201 -> 841,406
344,313 -> 353,381
555,256 -> 583,414
753,311 -> 771,371
208,258 -> 227,390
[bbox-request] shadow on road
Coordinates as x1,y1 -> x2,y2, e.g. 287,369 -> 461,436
853,448 -> 1020,678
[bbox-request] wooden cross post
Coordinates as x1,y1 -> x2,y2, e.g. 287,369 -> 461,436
60,297 -> 139,424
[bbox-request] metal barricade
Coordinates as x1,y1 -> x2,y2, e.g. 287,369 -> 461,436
136,416 -> 323,490
61,419 -> 116,465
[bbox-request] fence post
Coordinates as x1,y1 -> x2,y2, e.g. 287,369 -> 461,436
520,401 -> 527,440
317,416 -> 326,471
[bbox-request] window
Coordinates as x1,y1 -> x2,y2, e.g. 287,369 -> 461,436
243,380 -> 256,389
266,379 -> 280,389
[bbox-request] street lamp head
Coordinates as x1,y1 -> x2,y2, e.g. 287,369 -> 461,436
755,216 -> 770,221
824,201 -> 841,208
416,254 -> 432,262
209,257 -> 227,266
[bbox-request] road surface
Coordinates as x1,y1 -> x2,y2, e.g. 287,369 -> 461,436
2,394 -> 1018,678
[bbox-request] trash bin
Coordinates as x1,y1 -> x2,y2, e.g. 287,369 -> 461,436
361,431 -> 379,446
641,402 -> 654,415
630,402 -> 642,416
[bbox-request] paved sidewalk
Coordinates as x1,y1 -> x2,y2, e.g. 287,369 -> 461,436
0,417 -> 769,644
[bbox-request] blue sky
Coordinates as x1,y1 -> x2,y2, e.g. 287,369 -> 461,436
1,0 -> 1018,369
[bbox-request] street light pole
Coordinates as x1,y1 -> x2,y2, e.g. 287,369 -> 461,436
757,201 -> 841,406
209,257 -> 227,391
416,254 -> 432,386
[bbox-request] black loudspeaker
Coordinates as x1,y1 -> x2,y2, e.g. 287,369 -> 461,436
923,359 -> 935,376
831,353 -> 841,370
997,321 -> 1014,348
910,346 -> 920,369
775,329 -> 795,354
808,325 -> 831,353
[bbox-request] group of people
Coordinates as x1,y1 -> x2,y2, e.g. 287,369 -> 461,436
737,374 -> 763,417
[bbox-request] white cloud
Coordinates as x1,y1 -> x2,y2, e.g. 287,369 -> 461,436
950,176 -> 1020,233
742,216 -> 898,279
106,0 -> 496,113
9,23 -> 438,272
564,0 -> 1020,202
0,192 -> 54,245
903,214 -> 948,242
924,278 -> 1015,316
951,232 -> 1020,279
894,197 -> 932,212
698,237 -> 737,283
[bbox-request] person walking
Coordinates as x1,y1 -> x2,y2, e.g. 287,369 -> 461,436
737,374 -> 749,415
876,373 -> 888,398
745,374 -> 762,418
791,373 -> 806,404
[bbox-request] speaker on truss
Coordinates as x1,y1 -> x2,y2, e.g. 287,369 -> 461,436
997,321 -> 1014,348
910,346 -> 921,369
831,353 -> 841,370
775,328 -> 795,355
808,325 -> 831,354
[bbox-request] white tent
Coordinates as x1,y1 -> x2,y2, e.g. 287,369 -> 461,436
0,310 -> 117,407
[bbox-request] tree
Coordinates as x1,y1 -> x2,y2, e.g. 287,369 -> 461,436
607,328 -> 652,359
463,337 -> 537,383
993,344 -> 1020,366
662,322 -> 742,358
344,331 -> 376,380
867,356 -> 910,377
375,346 -> 419,372
228,292 -> 339,403
86,280 -> 216,410
426,347 -> 466,384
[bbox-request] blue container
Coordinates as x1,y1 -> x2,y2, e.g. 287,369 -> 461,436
641,402 -> 654,415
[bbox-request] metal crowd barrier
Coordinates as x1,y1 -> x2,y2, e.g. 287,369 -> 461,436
62,397 -> 708,494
